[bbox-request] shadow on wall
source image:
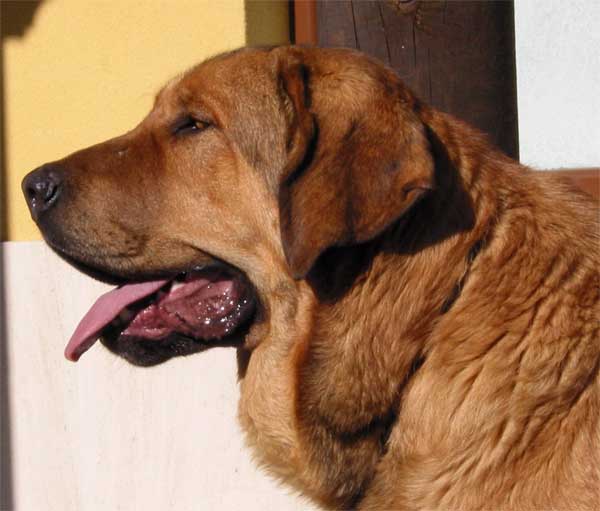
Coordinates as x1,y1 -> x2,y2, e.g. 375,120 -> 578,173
1,0 -> 43,240
1,3 -> 46,508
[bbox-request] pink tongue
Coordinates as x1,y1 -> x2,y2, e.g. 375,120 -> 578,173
65,280 -> 168,362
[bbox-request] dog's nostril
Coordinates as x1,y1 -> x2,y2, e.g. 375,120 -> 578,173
30,178 -> 57,202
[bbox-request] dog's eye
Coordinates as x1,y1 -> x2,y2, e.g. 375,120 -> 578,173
172,117 -> 210,136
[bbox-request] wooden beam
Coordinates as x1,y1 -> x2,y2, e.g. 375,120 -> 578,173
293,0 -> 317,45
545,168 -> 600,200
315,0 -> 519,159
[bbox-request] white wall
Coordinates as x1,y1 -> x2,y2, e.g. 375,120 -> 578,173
514,0 -> 600,169
1,242 -> 317,511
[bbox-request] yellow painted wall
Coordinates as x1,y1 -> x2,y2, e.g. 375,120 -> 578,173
1,0 -> 289,241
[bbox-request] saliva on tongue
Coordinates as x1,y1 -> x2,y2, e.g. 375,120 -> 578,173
65,272 -> 246,362
123,275 -> 238,339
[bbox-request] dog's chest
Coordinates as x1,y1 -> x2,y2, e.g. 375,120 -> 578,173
237,339 -> 303,478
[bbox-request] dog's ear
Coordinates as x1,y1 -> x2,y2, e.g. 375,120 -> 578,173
275,48 -> 435,279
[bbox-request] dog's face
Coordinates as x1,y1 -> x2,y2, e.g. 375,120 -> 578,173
22,46 -> 434,366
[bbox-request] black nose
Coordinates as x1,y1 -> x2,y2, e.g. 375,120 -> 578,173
22,164 -> 64,220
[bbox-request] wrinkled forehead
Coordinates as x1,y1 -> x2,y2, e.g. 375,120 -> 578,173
152,48 -> 277,121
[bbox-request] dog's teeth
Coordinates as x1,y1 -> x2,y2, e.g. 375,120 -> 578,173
171,281 -> 185,291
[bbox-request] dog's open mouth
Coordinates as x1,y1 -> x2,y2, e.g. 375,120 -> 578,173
65,267 -> 255,363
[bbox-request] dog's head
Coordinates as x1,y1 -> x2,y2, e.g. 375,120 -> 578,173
22,46 -> 434,366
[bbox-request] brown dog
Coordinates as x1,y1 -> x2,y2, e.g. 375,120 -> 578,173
22,47 -> 599,510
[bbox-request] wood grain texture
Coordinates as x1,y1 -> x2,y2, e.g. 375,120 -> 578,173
316,0 -> 519,159
2,242 -> 316,511
545,168 -> 600,200
293,0 -> 318,45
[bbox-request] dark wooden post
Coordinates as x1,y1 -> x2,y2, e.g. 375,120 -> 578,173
315,0 -> 519,160
293,0 -> 318,46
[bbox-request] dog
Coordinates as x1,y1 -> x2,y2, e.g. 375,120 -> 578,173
22,46 -> 599,510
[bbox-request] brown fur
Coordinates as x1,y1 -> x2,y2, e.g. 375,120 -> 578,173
25,47 -> 599,509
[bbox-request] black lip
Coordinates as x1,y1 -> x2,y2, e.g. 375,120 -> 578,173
100,302 -> 256,367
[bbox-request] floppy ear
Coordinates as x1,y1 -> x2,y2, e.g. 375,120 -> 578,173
276,49 -> 435,279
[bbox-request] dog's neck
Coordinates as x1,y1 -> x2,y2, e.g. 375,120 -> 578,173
276,110 -> 502,507
240,109 -> 599,509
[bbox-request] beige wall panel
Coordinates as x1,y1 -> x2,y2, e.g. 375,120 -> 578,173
2,241 -> 316,510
